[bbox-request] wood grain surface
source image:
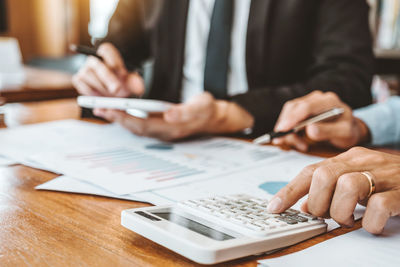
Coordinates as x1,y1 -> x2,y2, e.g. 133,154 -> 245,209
0,99 -> 396,267
0,67 -> 77,103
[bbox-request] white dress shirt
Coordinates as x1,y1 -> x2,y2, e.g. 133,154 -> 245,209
181,0 -> 251,103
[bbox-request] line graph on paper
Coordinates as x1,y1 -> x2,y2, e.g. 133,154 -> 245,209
67,148 -> 205,183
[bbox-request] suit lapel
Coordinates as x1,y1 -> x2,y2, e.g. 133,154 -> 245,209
246,0 -> 273,87
170,0 -> 189,101
151,0 -> 188,102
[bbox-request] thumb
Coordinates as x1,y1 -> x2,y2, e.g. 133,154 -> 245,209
274,104 -> 312,132
123,73 -> 145,96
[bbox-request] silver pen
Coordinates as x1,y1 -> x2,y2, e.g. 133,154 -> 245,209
253,108 -> 345,145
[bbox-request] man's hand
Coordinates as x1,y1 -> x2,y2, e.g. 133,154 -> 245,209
267,147 -> 400,234
273,91 -> 370,151
93,92 -> 254,141
73,43 -> 145,98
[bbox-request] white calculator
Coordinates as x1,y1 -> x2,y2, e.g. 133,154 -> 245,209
121,194 -> 327,265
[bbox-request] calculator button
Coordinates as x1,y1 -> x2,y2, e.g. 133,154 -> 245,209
230,217 -> 247,225
250,214 -> 266,220
268,220 -> 284,226
183,200 -> 200,207
237,215 -> 254,222
226,194 -> 246,200
246,223 -> 264,231
178,194 -> 326,237
249,198 -> 267,205
224,210 -> 240,216
246,214 -> 261,220
198,205 -> 214,212
300,212 -> 318,220
232,208 -> 248,215
215,211 -> 231,218
288,215 -> 308,223
286,209 -> 300,214
277,216 -> 298,225
208,204 -> 221,210
254,220 -> 270,227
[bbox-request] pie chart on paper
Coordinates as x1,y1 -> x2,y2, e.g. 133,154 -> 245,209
258,181 -> 288,195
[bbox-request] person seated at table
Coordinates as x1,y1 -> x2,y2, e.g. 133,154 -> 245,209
267,91 -> 400,234
73,0 -> 373,141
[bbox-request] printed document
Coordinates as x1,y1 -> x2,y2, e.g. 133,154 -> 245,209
258,217 -> 400,267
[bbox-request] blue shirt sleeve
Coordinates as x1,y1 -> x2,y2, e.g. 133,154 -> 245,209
353,96 -> 400,146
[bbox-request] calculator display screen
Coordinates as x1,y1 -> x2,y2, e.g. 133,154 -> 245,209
152,212 -> 235,241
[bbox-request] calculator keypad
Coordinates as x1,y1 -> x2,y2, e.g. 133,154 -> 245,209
178,194 -> 323,236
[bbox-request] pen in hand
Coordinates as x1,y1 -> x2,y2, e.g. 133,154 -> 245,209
70,44 -> 104,61
70,44 -> 141,74
253,108 -> 345,145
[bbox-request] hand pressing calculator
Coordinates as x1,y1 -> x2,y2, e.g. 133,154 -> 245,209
121,194 -> 327,264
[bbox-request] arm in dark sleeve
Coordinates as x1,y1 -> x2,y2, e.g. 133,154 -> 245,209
99,0 -> 153,70
232,0 -> 374,137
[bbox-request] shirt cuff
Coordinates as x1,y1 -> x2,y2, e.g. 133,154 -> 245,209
353,101 -> 397,146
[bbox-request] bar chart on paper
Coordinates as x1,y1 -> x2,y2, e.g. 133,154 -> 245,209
29,133 -> 289,196
32,146 -> 217,195
67,148 -> 205,183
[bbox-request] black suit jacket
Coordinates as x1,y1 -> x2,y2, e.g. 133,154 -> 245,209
102,0 -> 373,136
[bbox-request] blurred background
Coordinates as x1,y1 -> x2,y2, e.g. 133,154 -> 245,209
0,0 -> 119,73
0,0 -> 400,101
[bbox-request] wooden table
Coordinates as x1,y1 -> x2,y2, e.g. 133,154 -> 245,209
0,99 -> 395,267
0,67 -> 77,103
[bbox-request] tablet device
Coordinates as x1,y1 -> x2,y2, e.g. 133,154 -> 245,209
77,96 -> 173,113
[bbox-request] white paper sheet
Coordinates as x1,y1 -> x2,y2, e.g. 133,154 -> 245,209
30,135 -> 288,194
36,151 -> 322,205
0,155 -> 17,166
1,119 -> 294,194
35,176 -> 146,202
35,146 -> 321,203
0,120 -> 159,172
258,217 -> 400,267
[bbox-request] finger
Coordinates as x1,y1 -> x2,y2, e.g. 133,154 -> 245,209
124,73 -> 145,97
300,199 -> 309,213
164,92 -> 214,123
267,163 -> 321,213
269,151 -> 363,214
72,78 -> 102,96
82,69 -> 111,96
307,162 -> 349,217
329,172 -> 371,227
362,190 -> 400,234
275,91 -> 341,131
97,109 -> 184,141
95,109 -> 147,135
87,56 -> 123,95
271,137 -> 284,145
274,133 -> 309,152
306,121 -> 353,141
97,43 -> 128,77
